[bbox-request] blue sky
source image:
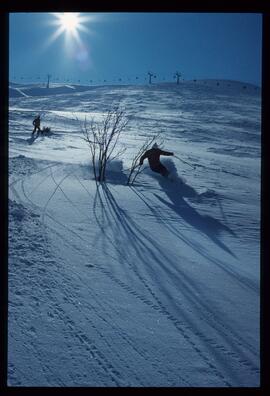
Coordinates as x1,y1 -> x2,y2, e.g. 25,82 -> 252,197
9,12 -> 262,86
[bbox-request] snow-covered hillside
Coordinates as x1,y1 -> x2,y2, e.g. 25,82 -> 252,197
8,80 -> 261,387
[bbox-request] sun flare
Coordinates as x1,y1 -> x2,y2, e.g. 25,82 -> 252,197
59,13 -> 80,33
44,12 -> 97,68
47,12 -> 93,46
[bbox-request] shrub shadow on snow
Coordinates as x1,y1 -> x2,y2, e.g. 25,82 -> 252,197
93,178 -> 260,309
152,159 -> 236,257
93,184 -> 260,350
93,183 -> 185,275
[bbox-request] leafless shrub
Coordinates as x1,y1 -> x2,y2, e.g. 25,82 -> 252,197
82,104 -> 129,182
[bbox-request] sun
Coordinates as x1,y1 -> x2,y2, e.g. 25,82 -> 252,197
47,12 -> 93,46
59,13 -> 80,33
44,12 -> 98,68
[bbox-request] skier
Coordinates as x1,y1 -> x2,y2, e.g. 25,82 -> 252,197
139,143 -> 174,177
32,115 -> 41,136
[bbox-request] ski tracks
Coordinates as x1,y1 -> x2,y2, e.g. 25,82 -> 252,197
47,172 -> 258,386
53,181 -> 231,386
10,163 -> 178,385
9,169 -> 132,386
93,185 -> 259,385
9,160 -> 259,386
40,182 -> 192,385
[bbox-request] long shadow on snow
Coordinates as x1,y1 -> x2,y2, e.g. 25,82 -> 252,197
95,184 -> 182,291
132,187 -> 258,295
151,160 -> 236,257
93,184 -> 258,373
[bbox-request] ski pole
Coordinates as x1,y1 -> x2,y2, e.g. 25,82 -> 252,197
174,155 -> 196,169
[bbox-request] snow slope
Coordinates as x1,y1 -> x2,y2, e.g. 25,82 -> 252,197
8,80 -> 261,387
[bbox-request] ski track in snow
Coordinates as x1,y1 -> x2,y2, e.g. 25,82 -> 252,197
10,162 -> 259,386
9,159 -> 195,386
8,81 -> 260,387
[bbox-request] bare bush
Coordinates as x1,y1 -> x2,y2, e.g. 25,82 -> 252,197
82,104 -> 129,182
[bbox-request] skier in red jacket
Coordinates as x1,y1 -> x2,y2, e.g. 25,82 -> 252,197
139,143 -> 174,177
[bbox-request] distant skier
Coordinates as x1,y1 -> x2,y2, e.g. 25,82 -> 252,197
139,143 -> 174,177
32,115 -> 41,136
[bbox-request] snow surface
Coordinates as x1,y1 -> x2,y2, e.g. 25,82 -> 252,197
8,80 -> 261,387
